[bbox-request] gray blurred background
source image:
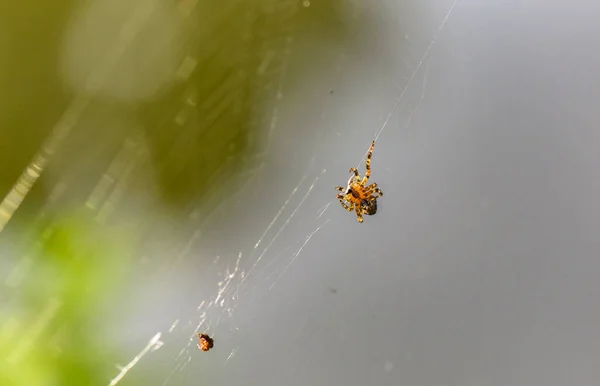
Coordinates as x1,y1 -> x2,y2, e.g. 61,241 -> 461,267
2,0 -> 600,385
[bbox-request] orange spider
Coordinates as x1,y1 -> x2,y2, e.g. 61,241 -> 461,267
197,333 -> 214,352
335,141 -> 383,223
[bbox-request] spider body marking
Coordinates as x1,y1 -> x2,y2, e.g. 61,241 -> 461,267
335,141 -> 383,223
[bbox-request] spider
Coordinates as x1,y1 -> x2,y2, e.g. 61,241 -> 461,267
197,333 -> 214,352
335,141 -> 383,223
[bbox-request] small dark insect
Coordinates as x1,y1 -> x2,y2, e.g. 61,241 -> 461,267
197,333 -> 214,352
335,141 -> 383,223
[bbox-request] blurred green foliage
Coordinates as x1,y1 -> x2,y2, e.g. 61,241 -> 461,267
1,211 -> 137,385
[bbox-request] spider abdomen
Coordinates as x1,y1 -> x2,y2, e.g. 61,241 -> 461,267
363,199 -> 377,215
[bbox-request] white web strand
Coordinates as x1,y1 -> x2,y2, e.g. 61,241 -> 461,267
371,0 -> 459,144
253,169 -> 310,250
109,333 -> 162,386
316,202 -> 332,218
269,218 -> 330,290
236,167 -> 326,297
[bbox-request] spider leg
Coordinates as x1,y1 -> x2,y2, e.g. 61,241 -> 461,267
362,141 -> 375,184
335,186 -> 346,199
363,190 -> 382,199
354,203 -> 364,223
339,199 -> 354,212
349,168 -> 360,180
364,183 -> 383,198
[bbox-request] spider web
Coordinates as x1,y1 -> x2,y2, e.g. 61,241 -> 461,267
0,0 -> 459,385
104,1 -> 459,385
